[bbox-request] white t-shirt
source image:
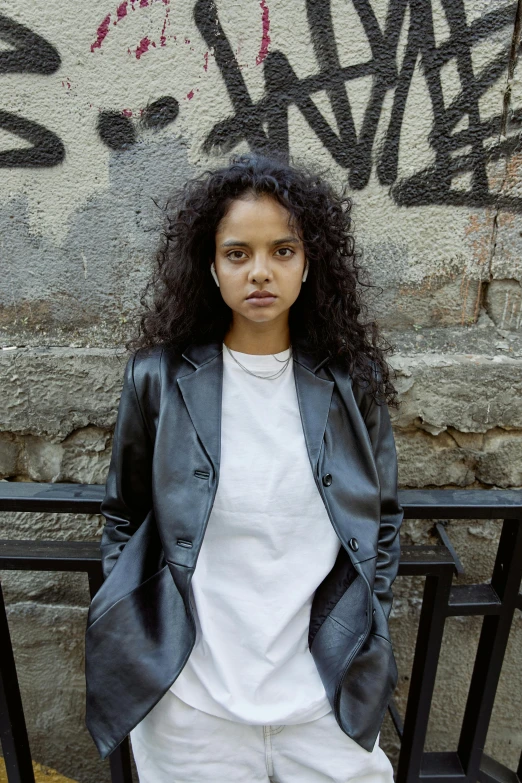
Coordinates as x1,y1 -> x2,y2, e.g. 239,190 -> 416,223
169,343 -> 342,724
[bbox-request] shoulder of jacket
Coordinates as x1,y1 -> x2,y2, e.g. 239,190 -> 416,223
133,343 -> 165,365
129,344 -> 163,383
124,346 -> 166,437
328,353 -> 379,419
124,344 -> 165,409
132,341 -> 192,384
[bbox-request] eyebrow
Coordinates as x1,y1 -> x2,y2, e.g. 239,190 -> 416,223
220,235 -> 300,248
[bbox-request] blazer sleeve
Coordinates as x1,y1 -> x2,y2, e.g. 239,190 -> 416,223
99,351 -> 154,581
364,394 -> 404,620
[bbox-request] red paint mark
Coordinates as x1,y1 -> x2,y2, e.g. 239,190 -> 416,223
187,89 -> 194,100
91,0 -> 170,53
184,37 -> 190,43
91,14 -> 111,52
135,36 -> 152,58
255,0 -> 271,65
116,1 -> 128,21
160,1 -> 170,46
122,108 -> 133,117
203,51 -> 209,70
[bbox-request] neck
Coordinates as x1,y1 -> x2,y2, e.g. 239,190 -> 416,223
224,317 -> 290,355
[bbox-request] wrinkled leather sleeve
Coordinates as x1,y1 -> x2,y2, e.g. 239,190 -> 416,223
99,352 -> 154,581
364,394 -> 403,620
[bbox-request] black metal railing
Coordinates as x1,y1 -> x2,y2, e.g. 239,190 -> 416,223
0,484 -> 521,783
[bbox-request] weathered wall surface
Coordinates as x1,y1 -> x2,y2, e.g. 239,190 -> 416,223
0,0 -> 521,780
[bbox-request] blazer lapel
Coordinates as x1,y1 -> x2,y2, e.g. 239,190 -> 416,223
292,343 -> 334,476
177,341 -> 223,472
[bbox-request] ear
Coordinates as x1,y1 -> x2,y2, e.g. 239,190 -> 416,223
210,261 -> 220,287
302,260 -> 309,282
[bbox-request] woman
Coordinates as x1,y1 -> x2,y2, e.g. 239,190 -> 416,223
85,151 -> 404,782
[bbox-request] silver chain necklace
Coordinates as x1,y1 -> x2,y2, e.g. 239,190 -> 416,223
224,343 -> 293,380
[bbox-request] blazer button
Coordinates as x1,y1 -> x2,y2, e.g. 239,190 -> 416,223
322,473 -> 332,487
348,537 -> 359,552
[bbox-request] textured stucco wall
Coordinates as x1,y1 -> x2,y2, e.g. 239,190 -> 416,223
1,0 -> 521,781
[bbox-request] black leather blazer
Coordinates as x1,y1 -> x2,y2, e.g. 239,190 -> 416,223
85,338 -> 404,760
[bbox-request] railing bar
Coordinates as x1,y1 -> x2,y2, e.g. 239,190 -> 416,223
0,539 -> 100,557
457,519 -> 522,780
419,749 -> 466,779
0,580 -> 35,783
0,485 -> 521,517
396,569 -> 454,783
445,604 -> 502,617
108,736 -> 134,783
399,545 -> 457,577
434,522 -> 465,575
387,698 -> 404,738
478,752 -> 521,783
447,584 -> 502,616
0,543 -> 455,574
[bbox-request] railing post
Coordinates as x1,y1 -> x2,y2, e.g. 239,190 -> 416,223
457,518 -> 522,781
108,737 -> 134,783
0,579 -> 35,783
396,567 -> 454,783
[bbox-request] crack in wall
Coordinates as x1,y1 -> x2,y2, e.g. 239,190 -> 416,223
485,0 -> 522,307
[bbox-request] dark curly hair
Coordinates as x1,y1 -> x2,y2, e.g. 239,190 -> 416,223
127,151 -> 399,408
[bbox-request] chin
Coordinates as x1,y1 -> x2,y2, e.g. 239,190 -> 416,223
239,303 -> 285,321
247,314 -> 280,323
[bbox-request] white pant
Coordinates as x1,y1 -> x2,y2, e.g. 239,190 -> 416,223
130,689 -> 394,783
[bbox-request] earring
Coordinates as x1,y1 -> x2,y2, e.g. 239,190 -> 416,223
302,261 -> 309,282
210,262 -> 220,287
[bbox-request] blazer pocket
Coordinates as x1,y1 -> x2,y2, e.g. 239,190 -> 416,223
89,509 -> 165,627
310,575 -> 369,698
329,572 -> 370,637
371,591 -> 392,644
87,563 -> 170,631
337,625 -> 399,751
85,563 -> 192,760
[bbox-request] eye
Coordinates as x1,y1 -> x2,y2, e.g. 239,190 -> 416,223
276,247 -> 295,257
227,250 -> 246,260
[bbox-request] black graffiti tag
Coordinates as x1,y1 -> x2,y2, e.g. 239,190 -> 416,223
97,96 -> 180,150
196,0 -> 522,212
0,14 -> 65,167
2,0 -> 522,214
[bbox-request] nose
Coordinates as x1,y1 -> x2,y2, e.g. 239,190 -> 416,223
249,252 -> 273,283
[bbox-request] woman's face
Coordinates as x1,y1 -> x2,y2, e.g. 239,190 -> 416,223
213,193 -> 307,329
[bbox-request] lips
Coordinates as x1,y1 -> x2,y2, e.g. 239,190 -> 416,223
246,291 -> 276,299
246,291 -> 277,307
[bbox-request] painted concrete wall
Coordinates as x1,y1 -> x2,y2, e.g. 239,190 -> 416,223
0,0 -> 521,780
